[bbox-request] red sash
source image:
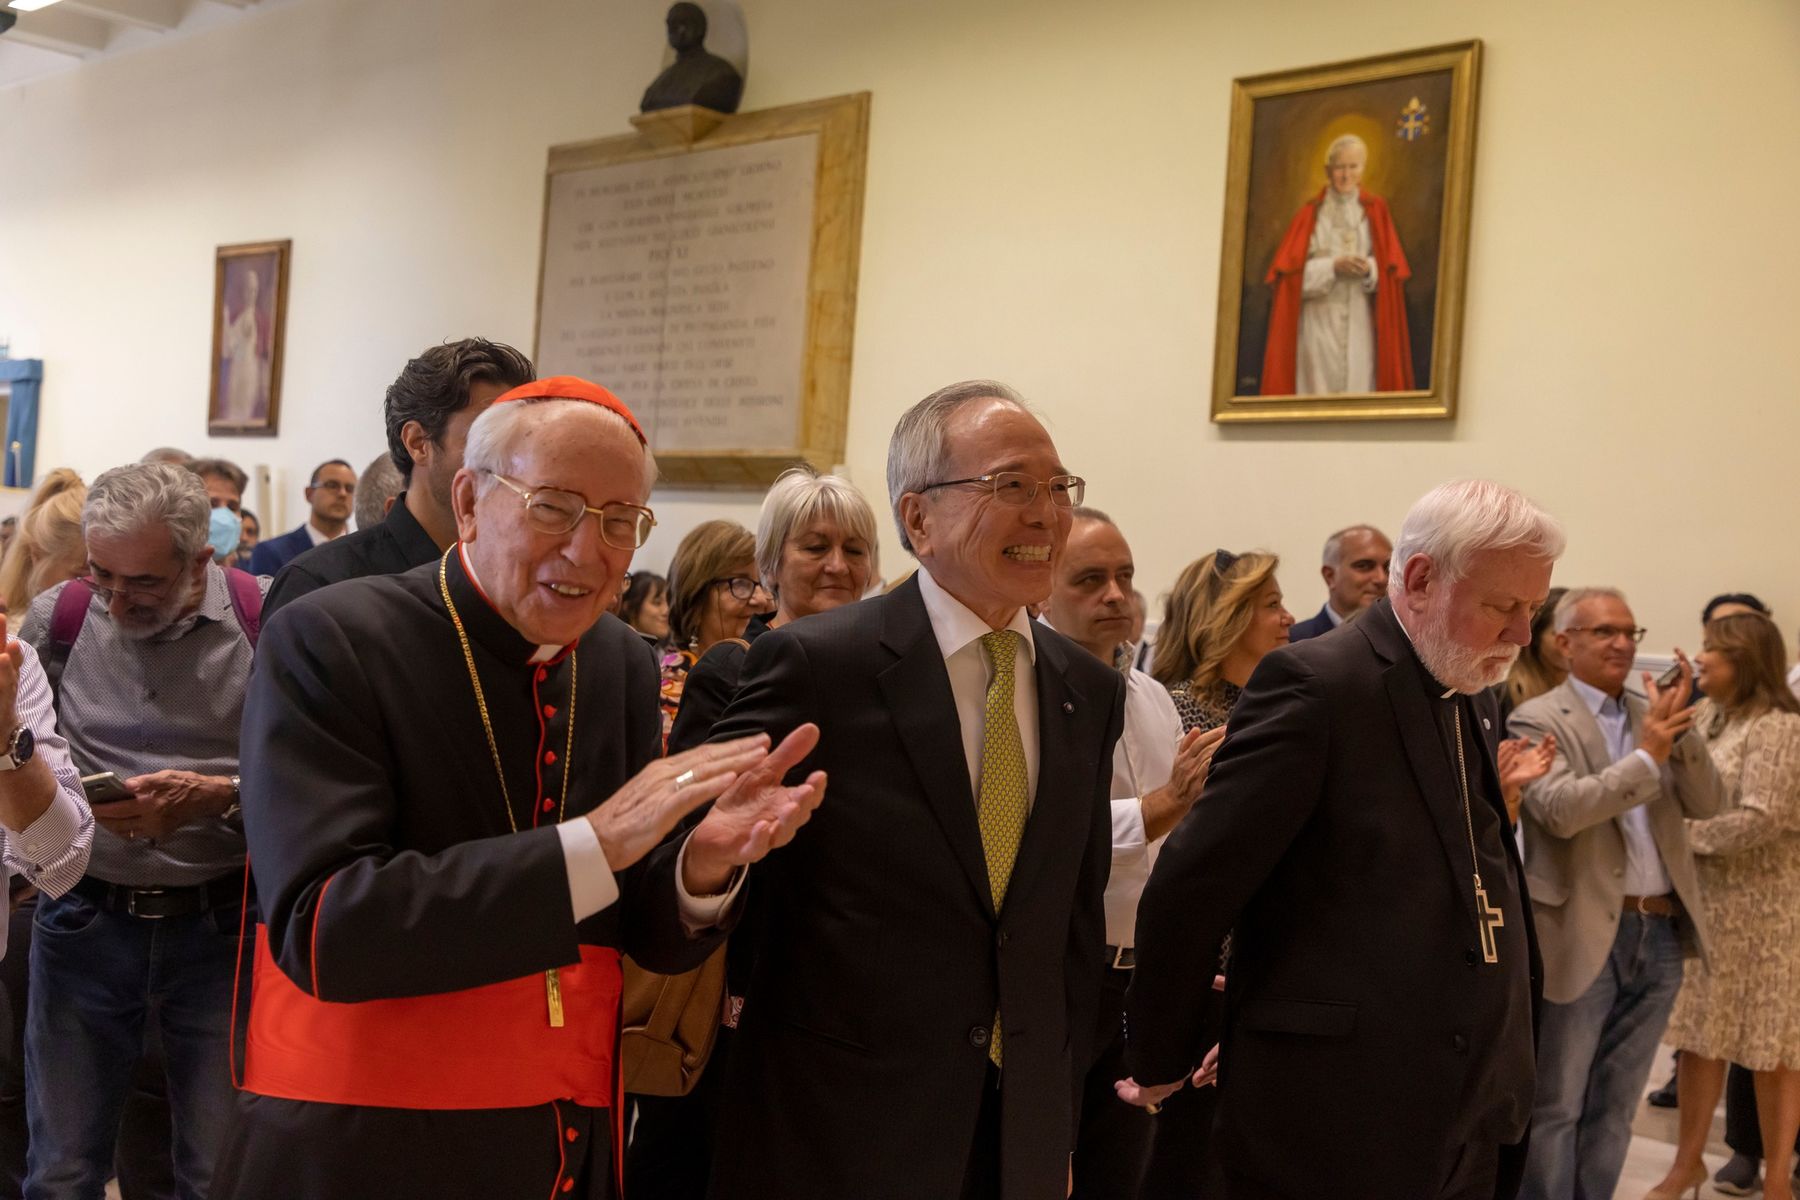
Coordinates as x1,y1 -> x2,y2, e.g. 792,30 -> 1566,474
242,926 -> 623,1111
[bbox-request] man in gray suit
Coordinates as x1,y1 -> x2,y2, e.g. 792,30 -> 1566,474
1509,586 -> 1723,1200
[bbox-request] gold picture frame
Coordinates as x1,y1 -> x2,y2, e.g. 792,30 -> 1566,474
208,239 -> 291,437
535,93 -> 869,487
1210,41 -> 1481,423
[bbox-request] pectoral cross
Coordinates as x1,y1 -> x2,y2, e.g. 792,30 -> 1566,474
1475,877 -> 1504,964
546,968 -> 565,1028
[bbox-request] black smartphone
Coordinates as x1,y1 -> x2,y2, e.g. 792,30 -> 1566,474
80,772 -> 132,803
1655,662 -> 1683,690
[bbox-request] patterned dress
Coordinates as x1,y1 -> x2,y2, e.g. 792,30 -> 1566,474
1664,706 -> 1800,1070
1168,679 -> 1243,735
657,646 -> 698,752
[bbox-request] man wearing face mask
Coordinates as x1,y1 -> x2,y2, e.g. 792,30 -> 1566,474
18,464 -> 266,1199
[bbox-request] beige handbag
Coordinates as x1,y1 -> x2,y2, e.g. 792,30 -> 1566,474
619,945 -> 730,1097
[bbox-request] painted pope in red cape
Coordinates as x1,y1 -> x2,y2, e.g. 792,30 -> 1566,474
1260,134 -> 1415,396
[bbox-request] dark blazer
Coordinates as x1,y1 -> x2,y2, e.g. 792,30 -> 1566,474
704,575 -> 1125,1200
1285,603 -> 1336,642
265,494 -> 441,619
247,524 -> 314,578
1126,599 -> 1542,1200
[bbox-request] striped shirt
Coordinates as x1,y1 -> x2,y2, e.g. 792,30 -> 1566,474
1,638 -> 94,957
20,564 -> 263,887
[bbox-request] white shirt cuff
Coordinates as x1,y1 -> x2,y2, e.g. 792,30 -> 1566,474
557,818 -> 621,922
1632,748 -> 1659,775
10,785 -> 86,868
674,835 -> 746,935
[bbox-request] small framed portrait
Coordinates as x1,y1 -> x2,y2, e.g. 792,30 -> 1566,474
1210,41 -> 1481,423
208,239 -> 291,436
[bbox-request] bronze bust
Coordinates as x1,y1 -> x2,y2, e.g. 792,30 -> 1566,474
640,3 -> 744,115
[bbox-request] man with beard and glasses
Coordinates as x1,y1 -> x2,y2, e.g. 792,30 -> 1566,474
1120,479 -> 1562,1200
18,464 -> 266,1199
264,337 -> 534,617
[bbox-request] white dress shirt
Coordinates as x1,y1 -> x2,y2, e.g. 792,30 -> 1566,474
303,520 -> 346,547
1035,615 -> 1182,948
1568,675 -> 1672,896
1104,669 -> 1181,947
916,566 -> 1041,811
1,640 -> 94,959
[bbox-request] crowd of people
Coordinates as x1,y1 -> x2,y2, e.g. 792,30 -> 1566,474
0,338 -> 1794,1200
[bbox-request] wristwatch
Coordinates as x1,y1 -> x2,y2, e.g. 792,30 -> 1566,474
222,774 -> 242,821
0,726 -> 35,772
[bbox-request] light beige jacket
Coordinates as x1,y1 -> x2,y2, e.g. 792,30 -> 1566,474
1510,679 -> 1724,1004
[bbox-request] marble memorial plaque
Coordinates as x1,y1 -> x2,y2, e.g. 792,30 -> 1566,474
537,133 -> 820,453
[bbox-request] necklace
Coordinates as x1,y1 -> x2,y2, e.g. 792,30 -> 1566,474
438,549 -> 578,1025
1453,705 -> 1505,964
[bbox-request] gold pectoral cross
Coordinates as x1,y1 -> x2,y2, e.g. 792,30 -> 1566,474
546,968 -> 565,1028
1475,877 -> 1504,964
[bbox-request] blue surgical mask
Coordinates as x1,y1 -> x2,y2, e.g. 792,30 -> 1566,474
208,507 -> 240,563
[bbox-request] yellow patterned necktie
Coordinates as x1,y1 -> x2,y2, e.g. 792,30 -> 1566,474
978,629 -> 1029,1067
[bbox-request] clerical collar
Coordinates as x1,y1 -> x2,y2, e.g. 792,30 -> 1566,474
1391,606 -> 1458,701
452,543 -> 570,665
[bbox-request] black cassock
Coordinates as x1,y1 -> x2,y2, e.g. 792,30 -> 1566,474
214,548 -> 721,1199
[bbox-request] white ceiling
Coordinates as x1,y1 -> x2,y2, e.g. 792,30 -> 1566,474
0,0 -> 274,89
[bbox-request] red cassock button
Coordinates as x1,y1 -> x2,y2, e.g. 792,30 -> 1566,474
536,668 -> 548,683
542,798 -> 554,812
545,750 -> 558,765
561,1180 -> 574,1193
566,1127 -> 579,1142
544,704 -> 558,719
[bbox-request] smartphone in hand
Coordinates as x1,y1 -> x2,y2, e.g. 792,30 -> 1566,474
81,772 -> 132,803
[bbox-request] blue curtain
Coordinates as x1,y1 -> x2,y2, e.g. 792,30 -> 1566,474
0,359 -> 41,488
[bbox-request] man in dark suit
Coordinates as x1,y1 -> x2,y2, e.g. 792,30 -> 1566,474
706,380 -> 1126,1200
1288,523 -> 1392,641
247,459 -> 356,576
1122,480 -> 1564,1200
264,338 -> 533,616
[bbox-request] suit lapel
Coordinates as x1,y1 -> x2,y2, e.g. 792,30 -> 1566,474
875,580 -> 996,920
1360,603 -> 1478,925
1553,680 -> 1612,775
1003,633 -> 1084,916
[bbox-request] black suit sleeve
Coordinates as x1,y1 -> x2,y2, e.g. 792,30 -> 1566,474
263,559 -> 327,620
1125,651 -> 1330,1084
667,641 -> 749,756
243,601 -> 582,1002
1066,672 -> 1126,1136
705,630 -> 819,772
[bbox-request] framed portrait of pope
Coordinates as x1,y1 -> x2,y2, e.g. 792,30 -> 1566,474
1210,41 -> 1481,423
208,239 -> 291,436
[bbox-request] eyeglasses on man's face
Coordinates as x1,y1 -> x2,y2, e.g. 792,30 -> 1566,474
79,568 -> 184,605
917,472 -> 1086,508
712,576 -> 770,603
484,472 -> 657,550
309,479 -> 355,495
1566,624 -> 1648,645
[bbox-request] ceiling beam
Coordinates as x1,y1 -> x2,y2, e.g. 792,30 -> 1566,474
199,0 -> 255,8
61,0 -> 186,33
6,7 -> 113,56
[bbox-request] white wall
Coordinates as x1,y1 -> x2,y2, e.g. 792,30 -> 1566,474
2,0 -> 1797,649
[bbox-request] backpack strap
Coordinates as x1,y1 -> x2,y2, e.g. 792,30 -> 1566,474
42,580 -> 95,709
223,567 -> 263,649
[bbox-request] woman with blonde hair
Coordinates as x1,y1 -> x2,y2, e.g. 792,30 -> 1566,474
1648,612 -> 1800,1200
1152,548 -> 1294,734
0,469 -> 87,616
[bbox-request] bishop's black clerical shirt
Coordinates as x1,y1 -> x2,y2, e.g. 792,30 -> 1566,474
1411,649 -> 1535,1146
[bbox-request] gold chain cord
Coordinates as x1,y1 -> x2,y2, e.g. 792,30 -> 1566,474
1452,705 -> 1481,890
437,549 -> 577,832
